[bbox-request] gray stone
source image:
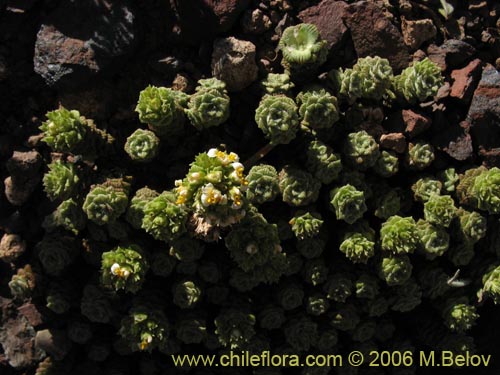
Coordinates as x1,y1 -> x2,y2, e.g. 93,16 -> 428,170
212,37 -> 258,92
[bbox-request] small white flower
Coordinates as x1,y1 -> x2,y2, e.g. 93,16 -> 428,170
188,172 -> 202,183
246,244 -> 258,254
174,179 -> 183,187
207,148 -> 218,157
231,162 -> 244,170
110,263 -> 121,275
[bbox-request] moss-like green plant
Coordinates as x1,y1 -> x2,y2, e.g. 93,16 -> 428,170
352,321 -> 377,342
176,317 -> 206,344
9,265 -> 36,300
442,298 -> 478,333
186,78 -> 230,130
214,309 -> 256,349
424,194 -> 457,228
406,141 -> 435,170
334,56 -> 394,102
135,85 -> 186,138
344,131 -> 380,170
297,237 -> 325,259
278,166 -> 321,206
173,280 -> 201,309
456,166 -> 486,207
124,129 -> 160,162
37,234 -> 78,276
43,161 -> 80,201
169,237 -> 204,262
317,328 -> 339,351
393,58 -> 444,103
378,255 -> 413,286
101,244 -> 149,293
40,107 -> 88,153
373,188 -> 401,219
303,258 -> 328,286
323,274 -> 353,303
261,73 -> 294,95
329,184 -> 367,224
125,187 -> 159,230
448,241 -> 475,267
255,95 -> 299,145
355,274 -> 380,299
42,198 -> 87,235
390,278 -> 422,312
418,267 -> 451,300
245,164 -> 280,204
306,139 -> 342,184
258,305 -> 286,330
438,168 -> 459,193
457,209 -> 487,243
277,282 -> 304,310
479,265 -> 500,304
80,284 -> 114,323
225,210 -> 282,275
306,294 -> 330,316
469,167 -> 500,214
278,23 -> 327,74
411,177 -> 442,202
296,88 -> 339,132
329,304 -> 360,331
373,151 -> 399,178
289,211 -> 323,240
380,215 -> 419,255
83,178 -> 130,226
416,219 -> 449,260
141,191 -> 188,242
340,230 -> 376,264
119,305 -> 170,352
284,316 -> 318,351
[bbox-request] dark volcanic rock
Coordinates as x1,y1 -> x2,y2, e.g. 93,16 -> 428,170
0,297 -> 44,369
6,151 -> 42,178
467,64 -> 500,150
427,40 -> 476,71
4,151 -> 42,206
34,0 -> 136,87
433,121 -> 473,161
35,329 -> 72,361
173,0 -> 249,42
298,0 -> 349,53
343,1 -> 410,72
402,109 -> 432,139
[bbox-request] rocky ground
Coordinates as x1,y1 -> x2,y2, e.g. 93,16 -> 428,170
1,0 -> 500,374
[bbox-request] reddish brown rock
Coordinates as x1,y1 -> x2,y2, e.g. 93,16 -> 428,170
343,1 -> 410,72
6,151 -> 42,179
298,0 -> 349,53
380,133 -> 407,154
467,64 -> 500,150
17,303 -> 44,328
0,234 -> 26,263
480,148 -> 500,168
401,18 -> 436,50
450,59 -> 483,101
402,109 -> 432,138
427,40 -> 476,71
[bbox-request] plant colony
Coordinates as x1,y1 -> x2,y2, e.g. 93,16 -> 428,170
9,23 -> 500,374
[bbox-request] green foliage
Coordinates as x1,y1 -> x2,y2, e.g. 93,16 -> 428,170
9,265 -> 36,300
284,316 -> 318,351
186,78 -> 230,130
37,234 -> 78,275
124,129 -> 160,162
424,194 -> 457,228
479,265 -> 500,304
335,56 -> 394,102
43,161 -> 80,201
173,280 -> 201,309
245,164 -> 280,204
380,215 -> 419,255
214,309 -> 256,349
125,187 -> 159,229
43,198 -> 86,235
442,298 -> 478,333
289,211 -> 323,240
141,191 -> 188,242
457,209 -> 487,243
470,167 -> 500,214
297,88 -> 339,131
83,178 -> 130,226
101,244 -> 149,293
279,166 -> 321,206
119,305 -> 170,352
393,58 -> 444,103
261,73 -> 294,95
255,95 -> 299,145
344,131 -> 380,170
135,85 -> 186,137
412,177 -> 442,202
378,255 -> 413,286
407,141 -> 435,170
40,107 -> 87,153
323,274 -> 353,302
373,151 -> 399,177
416,219 -> 449,260
330,184 -> 367,224
438,168 -> 459,193
373,188 -> 401,219
306,139 -> 342,184
278,23 -> 327,72
340,230 -> 376,264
